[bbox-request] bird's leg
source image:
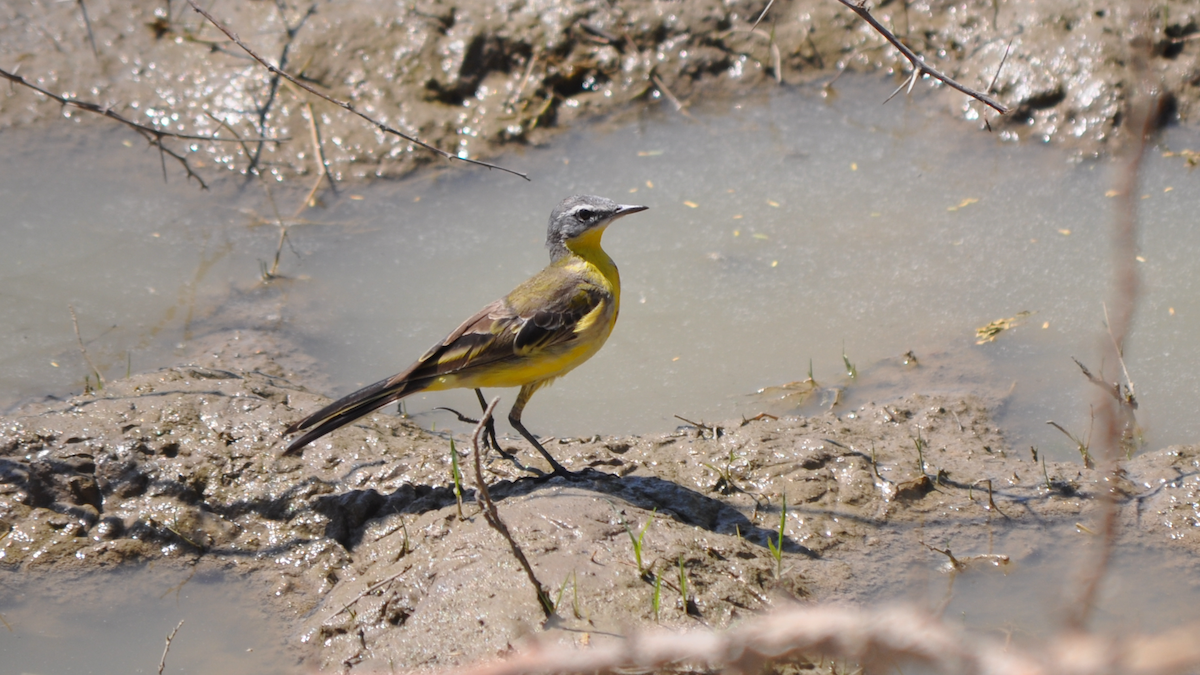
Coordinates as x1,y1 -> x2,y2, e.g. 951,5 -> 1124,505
509,384 -> 570,476
474,389 -> 504,455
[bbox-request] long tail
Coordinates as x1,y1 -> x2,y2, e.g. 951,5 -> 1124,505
283,374 -> 427,455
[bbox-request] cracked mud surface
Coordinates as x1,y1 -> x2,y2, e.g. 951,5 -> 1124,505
3,332 -> 1199,670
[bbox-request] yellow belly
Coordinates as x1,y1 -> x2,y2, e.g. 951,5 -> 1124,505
430,298 -> 616,391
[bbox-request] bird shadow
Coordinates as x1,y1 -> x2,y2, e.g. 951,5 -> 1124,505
313,467 -> 816,557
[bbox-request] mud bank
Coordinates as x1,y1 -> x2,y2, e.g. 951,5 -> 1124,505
2,0 -> 1198,185
2,336 -> 1198,670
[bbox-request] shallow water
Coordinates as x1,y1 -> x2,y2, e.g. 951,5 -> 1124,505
0,566 -> 295,674
3,78 -> 1199,463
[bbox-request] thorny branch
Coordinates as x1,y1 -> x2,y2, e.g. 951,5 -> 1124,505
833,0 -> 1010,114
0,66 -> 246,188
186,0 -> 530,181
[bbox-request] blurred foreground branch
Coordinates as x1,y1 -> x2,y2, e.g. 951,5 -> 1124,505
446,604 -> 1200,675
1068,6 -> 1159,628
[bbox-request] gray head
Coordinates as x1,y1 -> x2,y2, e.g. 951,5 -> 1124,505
545,195 -> 648,261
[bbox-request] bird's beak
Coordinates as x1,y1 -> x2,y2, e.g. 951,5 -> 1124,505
613,204 -> 649,219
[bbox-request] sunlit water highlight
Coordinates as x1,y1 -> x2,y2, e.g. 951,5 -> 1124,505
3,78 -> 1199,463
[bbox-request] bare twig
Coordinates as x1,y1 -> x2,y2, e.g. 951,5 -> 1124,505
833,0 -> 1009,114
76,0 -> 99,57
296,100 -> 337,213
471,397 -> 555,618
0,65 -> 284,189
333,565 -> 413,616
1101,302 -> 1137,400
749,0 -> 776,32
650,73 -> 693,117
185,0 -> 530,181
157,619 -> 185,675
987,38 -> 1014,94
0,67 -> 271,143
68,304 -> 105,389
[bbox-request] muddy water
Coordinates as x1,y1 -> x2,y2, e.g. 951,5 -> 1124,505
0,565 -> 295,674
5,77 -> 1198,463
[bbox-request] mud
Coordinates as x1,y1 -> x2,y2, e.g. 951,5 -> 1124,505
2,331 -> 1199,670
5,0 -> 1200,671
2,0 -> 1198,187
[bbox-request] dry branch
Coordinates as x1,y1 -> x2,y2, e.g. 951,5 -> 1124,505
0,65 -> 277,189
185,0 -> 529,181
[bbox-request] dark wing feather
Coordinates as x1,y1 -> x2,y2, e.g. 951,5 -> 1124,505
284,266 -> 608,454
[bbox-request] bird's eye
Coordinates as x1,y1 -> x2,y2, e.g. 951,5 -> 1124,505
576,208 -> 595,221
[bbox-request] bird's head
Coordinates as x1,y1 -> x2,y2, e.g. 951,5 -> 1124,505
546,195 -> 648,261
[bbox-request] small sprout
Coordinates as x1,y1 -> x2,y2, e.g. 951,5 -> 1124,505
677,555 -> 689,611
913,428 -> 927,474
652,566 -> 662,621
450,438 -> 464,520
767,495 -> 787,578
842,345 -> 857,380
554,571 -> 582,619
621,509 -> 656,579
1047,420 -> 1093,469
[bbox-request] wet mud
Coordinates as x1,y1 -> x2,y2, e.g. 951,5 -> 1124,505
2,332 -> 1199,670
5,0 -> 1200,670
2,0 -> 1198,187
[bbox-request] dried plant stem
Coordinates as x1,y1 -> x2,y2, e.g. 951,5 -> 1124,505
185,0 -> 529,181
296,100 -> 337,214
471,397 -> 554,618
68,304 -> 104,389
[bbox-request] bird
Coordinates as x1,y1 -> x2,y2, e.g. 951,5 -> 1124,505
283,194 -> 649,476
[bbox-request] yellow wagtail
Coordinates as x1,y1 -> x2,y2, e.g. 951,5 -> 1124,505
283,194 -> 649,475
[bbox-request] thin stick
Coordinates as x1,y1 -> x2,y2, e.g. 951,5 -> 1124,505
157,619 -> 184,675
185,0 -> 529,181
295,100 -> 337,214
471,397 -> 555,618
833,0 -> 1009,113
1101,302 -> 1137,399
987,38 -> 1014,94
68,304 -> 104,389
76,0 -> 99,57
749,0 -> 776,32
333,565 -> 413,616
